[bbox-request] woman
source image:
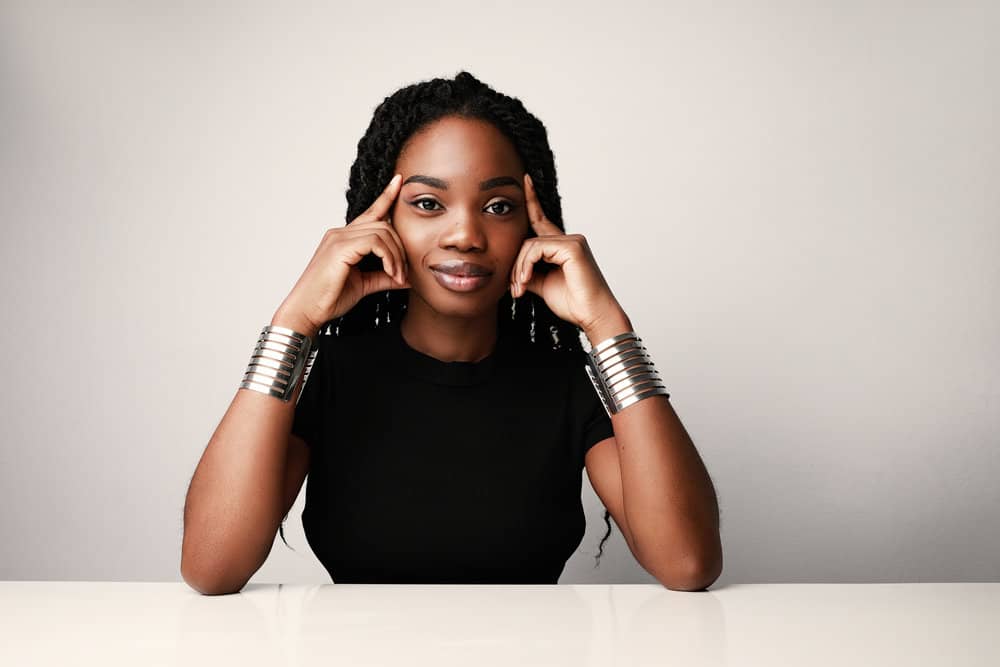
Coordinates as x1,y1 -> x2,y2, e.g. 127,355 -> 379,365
181,71 -> 721,592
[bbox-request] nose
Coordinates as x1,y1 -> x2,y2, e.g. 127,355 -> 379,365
439,214 -> 487,253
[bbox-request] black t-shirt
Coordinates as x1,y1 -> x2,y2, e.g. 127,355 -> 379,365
290,318 -> 615,584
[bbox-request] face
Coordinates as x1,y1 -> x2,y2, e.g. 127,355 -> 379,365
390,115 -> 531,319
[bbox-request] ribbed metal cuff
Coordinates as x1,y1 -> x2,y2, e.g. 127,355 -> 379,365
583,331 -> 670,417
239,325 -> 317,403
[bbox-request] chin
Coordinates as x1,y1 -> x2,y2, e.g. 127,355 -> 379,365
413,278 -> 505,318
428,295 -> 499,319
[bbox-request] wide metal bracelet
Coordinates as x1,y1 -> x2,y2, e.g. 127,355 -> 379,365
583,331 -> 670,417
239,325 -> 317,403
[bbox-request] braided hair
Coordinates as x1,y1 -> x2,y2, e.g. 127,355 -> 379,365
279,70 -> 615,569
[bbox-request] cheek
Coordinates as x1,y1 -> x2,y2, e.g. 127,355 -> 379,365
506,233 -> 528,261
393,228 -> 423,259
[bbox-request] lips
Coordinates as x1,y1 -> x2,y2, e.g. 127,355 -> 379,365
429,260 -> 493,277
430,268 -> 492,293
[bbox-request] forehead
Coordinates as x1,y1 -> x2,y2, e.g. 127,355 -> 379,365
395,116 -> 523,179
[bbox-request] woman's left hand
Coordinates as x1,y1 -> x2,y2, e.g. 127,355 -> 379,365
510,173 -> 626,335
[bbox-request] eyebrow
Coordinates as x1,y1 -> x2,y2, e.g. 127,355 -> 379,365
401,174 -> 523,191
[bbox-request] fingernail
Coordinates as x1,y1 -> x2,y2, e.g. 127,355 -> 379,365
391,173 -> 401,185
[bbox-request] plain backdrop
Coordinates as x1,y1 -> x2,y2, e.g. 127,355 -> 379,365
1,1 -> 997,586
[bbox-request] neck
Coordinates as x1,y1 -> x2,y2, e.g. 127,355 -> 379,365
399,291 -> 499,363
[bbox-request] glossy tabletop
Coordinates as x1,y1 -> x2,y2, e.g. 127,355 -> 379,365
0,582 -> 996,666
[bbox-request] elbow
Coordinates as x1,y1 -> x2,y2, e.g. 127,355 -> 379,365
673,557 -> 723,591
180,555 -> 248,596
647,550 -> 723,592
182,568 -> 246,596
180,529 -> 265,596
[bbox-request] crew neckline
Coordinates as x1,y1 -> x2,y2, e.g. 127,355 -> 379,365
385,319 -> 504,387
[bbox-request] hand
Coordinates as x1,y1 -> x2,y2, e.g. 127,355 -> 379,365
509,173 -> 625,335
274,173 -> 411,335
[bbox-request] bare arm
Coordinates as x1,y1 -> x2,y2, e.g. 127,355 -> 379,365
583,310 -> 722,590
180,310 -> 318,595
181,172 -> 409,594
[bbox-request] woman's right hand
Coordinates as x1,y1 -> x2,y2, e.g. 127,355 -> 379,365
272,173 -> 410,335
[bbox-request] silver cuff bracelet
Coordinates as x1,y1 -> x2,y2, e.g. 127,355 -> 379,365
584,331 -> 670,417
239,325 -> 317,403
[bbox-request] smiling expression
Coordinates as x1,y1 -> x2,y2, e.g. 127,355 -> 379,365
390,115 -> 531,318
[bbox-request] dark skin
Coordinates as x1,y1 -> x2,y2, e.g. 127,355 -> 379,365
380,115 -> 723,590
389,116 -> 528,362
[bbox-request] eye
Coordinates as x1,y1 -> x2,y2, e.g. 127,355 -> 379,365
410,198 -> 517,216
486,200 -> 516,215
412,198 -> 442,211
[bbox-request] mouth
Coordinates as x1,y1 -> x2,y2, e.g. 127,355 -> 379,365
430,268 -> 493,293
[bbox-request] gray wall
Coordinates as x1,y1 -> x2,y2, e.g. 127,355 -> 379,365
1,1 -> 997,585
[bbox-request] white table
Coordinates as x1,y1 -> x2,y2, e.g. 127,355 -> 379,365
1,582 -> 996,666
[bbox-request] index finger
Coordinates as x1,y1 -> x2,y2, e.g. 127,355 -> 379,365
524,173 -> 563,236
362,173 -> 402,221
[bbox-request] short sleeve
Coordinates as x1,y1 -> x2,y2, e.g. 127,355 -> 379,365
568,353 -> 615,467
291,334 -> 332,449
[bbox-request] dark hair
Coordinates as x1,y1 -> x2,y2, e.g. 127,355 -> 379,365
279,70 -> 614,569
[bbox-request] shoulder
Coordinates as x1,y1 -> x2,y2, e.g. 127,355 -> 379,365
500,337 -> 590,389
311,328 -> 386,355
537,346 -> 600,405
309,328 -> 402,381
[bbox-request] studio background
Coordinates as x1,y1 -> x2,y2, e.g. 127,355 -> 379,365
1,0 -> 997,585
